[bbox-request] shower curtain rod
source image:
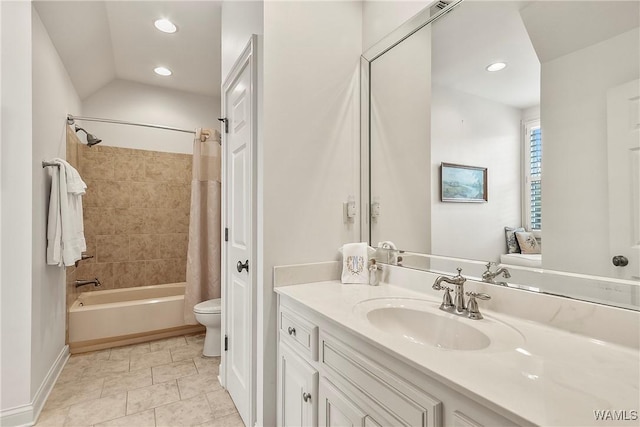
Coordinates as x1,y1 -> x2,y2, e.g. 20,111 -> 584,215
66,114 -> 213,142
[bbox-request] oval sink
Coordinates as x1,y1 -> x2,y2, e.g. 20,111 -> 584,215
366,307 -> 490,350
354,297 -> 524,352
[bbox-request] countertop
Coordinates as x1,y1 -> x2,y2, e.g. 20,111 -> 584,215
275,281 -> 640,427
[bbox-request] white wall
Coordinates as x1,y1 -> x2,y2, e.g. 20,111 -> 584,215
82,79 -> 219,154
370,23 -> 431,253
261,1 -> 362,425
31,6 -> 81,400
362,0 -> 431,51
542,28 -> 640,277
0,0 -> 34,415
431,85 -> 522,262
221,0 -> 263,83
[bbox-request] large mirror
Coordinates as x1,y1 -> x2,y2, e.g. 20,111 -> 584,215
363,0 -> 640,309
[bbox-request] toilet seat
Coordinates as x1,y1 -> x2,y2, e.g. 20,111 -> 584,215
194,298 -> 221,314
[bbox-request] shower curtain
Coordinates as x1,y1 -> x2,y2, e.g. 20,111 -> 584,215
184,129 -> 222,324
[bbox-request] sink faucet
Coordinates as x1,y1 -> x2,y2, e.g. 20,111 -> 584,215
482,262 -> 511,286
433,268 -> 491,319
75,278 -> 101,288
433,268 -> 467,313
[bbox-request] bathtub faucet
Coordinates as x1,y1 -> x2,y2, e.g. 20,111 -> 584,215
75,278 -> 101,288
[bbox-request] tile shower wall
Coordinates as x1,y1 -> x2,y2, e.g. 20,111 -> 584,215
66,137 -> 192,310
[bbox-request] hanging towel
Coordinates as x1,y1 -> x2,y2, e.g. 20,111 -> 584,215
339,242 -> 373,284
46,158 -> 87,267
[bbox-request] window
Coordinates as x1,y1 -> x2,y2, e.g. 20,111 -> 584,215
524,120 -> 542,235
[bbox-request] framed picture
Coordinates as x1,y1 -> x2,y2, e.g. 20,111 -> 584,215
440,163 -> 488,203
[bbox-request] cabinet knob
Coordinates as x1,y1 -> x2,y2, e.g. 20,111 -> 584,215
302,392 -> 311,402
287,327 -> 296,336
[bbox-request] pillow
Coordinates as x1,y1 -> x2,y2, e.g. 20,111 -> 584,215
515,231 -> 541,254
504,227 -> 525,253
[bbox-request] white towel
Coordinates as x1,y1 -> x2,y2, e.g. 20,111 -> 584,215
339,242 -> 373,284
46,158 -> 87,267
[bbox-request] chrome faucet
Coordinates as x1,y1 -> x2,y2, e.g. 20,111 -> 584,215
75,278 -> 101,288
433,268 -> 467,313
482,262 -> 511,286
433,268 -> 491,320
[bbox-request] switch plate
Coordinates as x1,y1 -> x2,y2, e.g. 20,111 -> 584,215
343,197 -> 356,223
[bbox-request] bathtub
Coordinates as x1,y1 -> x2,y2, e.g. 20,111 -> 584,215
69,283 -> 203,353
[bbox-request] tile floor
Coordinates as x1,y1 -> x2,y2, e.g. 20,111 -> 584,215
35,334 -> 243,427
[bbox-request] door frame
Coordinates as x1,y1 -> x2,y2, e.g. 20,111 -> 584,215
221,35 -> 259,427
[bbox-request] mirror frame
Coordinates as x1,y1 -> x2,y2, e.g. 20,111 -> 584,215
360,0 -> 464,241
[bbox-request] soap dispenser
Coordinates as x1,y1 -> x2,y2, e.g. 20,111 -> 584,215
368,259 -> 381,286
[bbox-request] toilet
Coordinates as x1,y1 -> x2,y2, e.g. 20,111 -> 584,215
193,298 -> 222,357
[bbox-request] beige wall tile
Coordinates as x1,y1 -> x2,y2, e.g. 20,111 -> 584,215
112,261 -> 147,288
79,153 -> 115,181
82,179 -> 99,208
84,207 -> 116,236
113,154 -> 145,182
166,183 -> 191,209
75,262 -> 113,289
98,181 -> 132,208
130,234 -> 161,261
96,235 -> 129,263
144,157 -> 191,183
158,234 -> 188,260
145,259 -> 186,285
131,182 -> 169,208
113,208 -> 145,235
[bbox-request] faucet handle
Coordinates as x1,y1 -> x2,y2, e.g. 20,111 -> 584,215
465,291 -> 491,320
439,286 -> 454,311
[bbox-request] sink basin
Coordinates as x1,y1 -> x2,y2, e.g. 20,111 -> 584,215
354,297 -> 524,351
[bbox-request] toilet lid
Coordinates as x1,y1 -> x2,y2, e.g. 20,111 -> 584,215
194,298 -> 221,314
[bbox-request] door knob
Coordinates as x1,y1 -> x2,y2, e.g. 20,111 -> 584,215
612,255 -> 629,267
237,260 -> 249,273
302,392 -> 312,402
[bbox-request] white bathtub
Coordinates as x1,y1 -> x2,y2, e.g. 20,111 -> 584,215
69,283 -> 203,353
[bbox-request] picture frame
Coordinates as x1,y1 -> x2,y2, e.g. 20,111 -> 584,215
440,162 -> 488,203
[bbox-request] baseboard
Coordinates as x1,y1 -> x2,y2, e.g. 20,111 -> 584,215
0,345 -> 69,427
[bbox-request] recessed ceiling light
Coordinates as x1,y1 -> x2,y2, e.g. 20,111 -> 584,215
154,66 -> 172,76
154,18 -> 177,34
486,62 -> 507,72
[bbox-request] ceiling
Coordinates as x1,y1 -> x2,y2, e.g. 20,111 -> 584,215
431,0 -> 640,111
34,1 -> 222,100
431,1 -> 540,110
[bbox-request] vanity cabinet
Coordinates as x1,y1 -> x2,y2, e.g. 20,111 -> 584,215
279,342 -> 318,427
277,296 -> 523,427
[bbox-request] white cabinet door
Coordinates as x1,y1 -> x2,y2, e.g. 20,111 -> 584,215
319,377 -> 367,427
279,343 -> 318,427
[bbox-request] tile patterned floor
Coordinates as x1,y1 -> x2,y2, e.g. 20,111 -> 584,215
35,334 -> 244,427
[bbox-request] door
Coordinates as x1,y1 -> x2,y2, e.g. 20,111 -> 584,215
223,37 -> 258,427
279,343 -> 318,427
607,79 -> 640,280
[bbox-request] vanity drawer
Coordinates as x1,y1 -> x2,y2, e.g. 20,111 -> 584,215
280,308 -> 318,361
321,332 -> 442,427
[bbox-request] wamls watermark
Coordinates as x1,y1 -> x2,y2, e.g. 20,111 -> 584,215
594,410 -> 638,421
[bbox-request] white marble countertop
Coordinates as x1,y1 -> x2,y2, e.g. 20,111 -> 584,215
275,280 -> 640,427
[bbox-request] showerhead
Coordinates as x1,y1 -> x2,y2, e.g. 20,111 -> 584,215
74,125 -> 102,147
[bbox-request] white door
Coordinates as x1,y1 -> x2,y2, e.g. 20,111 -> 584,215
607,79 -> 640,280
279,344 -> 318,427
223,37 -> 257,427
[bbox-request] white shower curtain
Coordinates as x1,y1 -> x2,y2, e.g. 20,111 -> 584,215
184,129 -> 221,324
